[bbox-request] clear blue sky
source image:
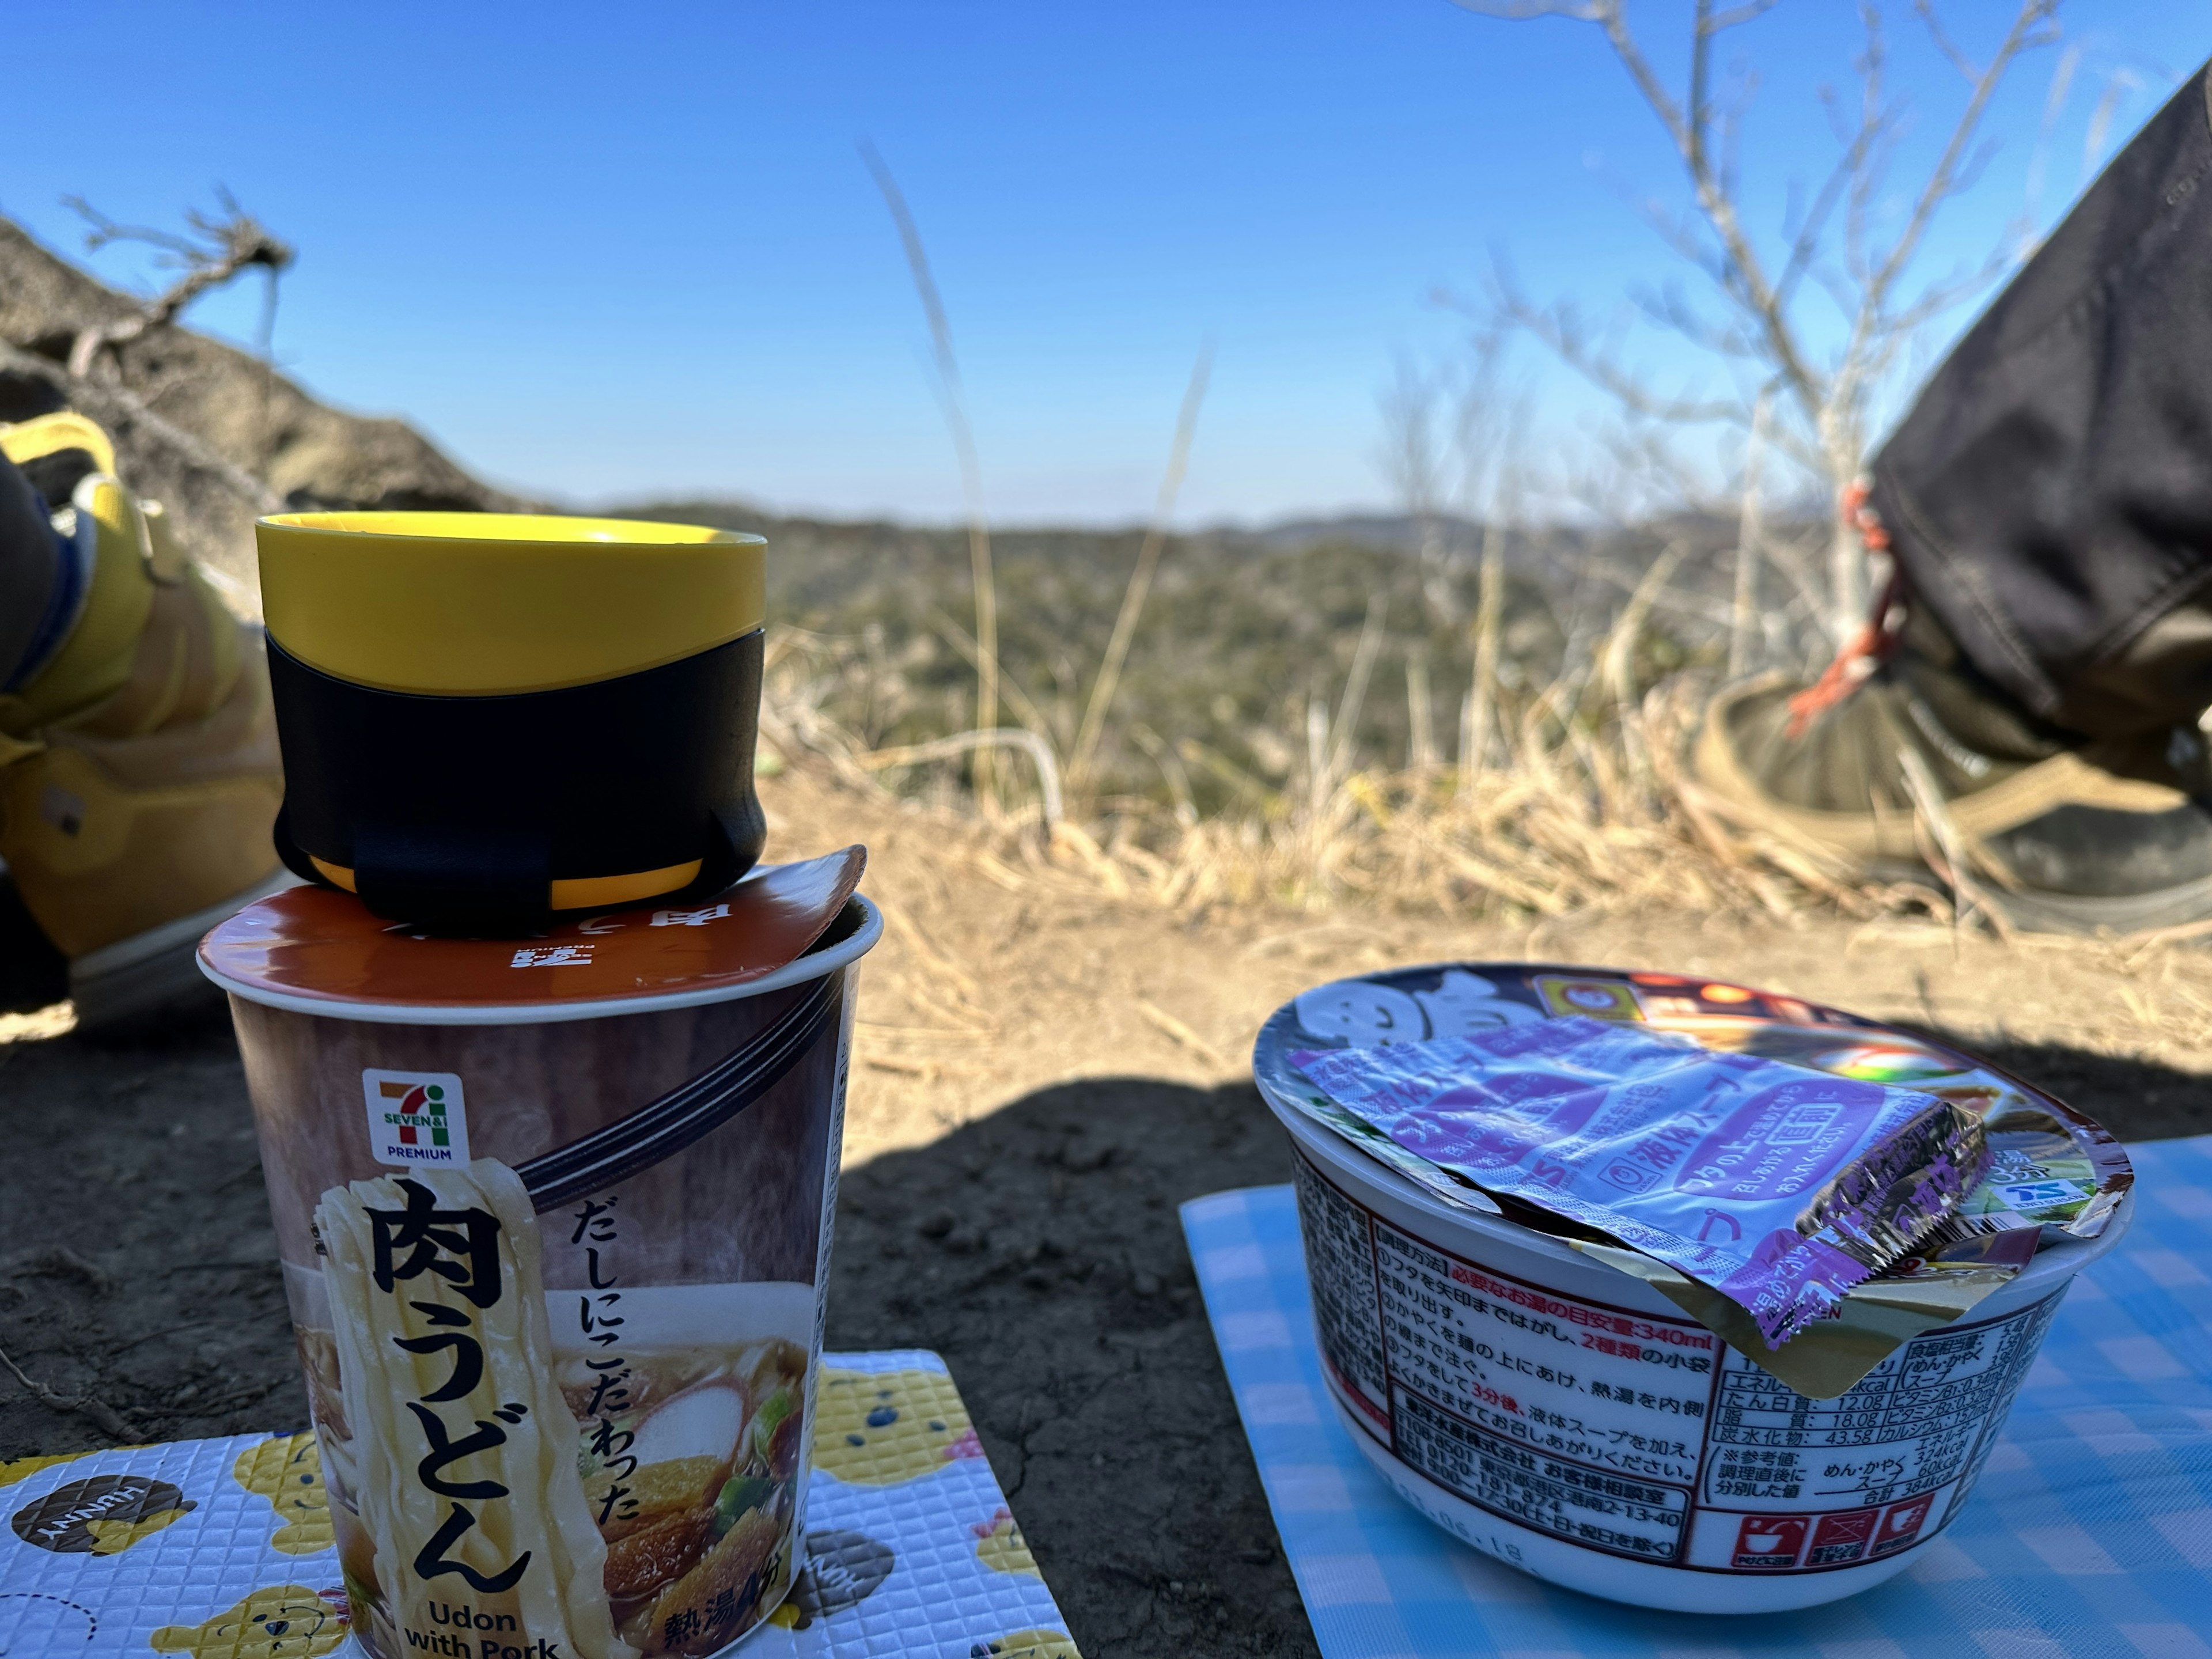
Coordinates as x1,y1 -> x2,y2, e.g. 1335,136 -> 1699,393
1,2 -> 2201,525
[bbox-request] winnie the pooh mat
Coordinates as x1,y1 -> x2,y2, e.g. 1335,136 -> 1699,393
0,1351 -> 1076,1658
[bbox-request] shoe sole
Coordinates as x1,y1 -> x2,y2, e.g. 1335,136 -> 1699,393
68,868 -> 300,1031
1691,676 -> 1919,867
1865,858 -> 2212,937
1696,679 -> 2212,938
0,863 -> 67,1013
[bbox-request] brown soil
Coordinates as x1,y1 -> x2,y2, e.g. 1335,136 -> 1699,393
5,768 -> 2211,1656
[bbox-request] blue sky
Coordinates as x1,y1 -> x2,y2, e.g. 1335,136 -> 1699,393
2,2 -> 2201,524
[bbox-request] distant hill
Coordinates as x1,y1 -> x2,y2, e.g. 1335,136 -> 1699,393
607,494 -> 1770,807
0,208 -> 1793,807
1238,512 -> 1480,553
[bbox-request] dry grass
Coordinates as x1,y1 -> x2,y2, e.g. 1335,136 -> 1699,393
757,606 -> 1964,937
757,588 -> 2212,994
747,738 -> 2212,1172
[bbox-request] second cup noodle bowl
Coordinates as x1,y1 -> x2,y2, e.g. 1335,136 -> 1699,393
1254,962 -> 2135,1613
201,851 -> 876,1658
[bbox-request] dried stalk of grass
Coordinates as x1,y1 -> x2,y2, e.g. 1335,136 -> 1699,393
1461,518 -> 1508,797
861,141 -> 1001,804
1069,344 -> 1213,797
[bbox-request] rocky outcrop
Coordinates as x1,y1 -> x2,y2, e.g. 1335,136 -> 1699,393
0,216 -> 521,609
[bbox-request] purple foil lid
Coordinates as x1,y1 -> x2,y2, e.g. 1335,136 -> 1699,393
1293,1015 -> 1984,1346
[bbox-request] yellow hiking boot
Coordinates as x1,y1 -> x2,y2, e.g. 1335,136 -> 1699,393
0,414 -> 289,1027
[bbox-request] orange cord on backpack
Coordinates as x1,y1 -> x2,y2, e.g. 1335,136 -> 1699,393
1785,482 -> 1906,740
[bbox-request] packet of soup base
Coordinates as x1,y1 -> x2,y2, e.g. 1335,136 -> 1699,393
1291,1015 -> 1987,1348
1934,1103 -> 2133,1241
1573,1225 -> 2041,1396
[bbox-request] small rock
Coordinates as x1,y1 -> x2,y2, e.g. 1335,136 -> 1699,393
25,1246 -> 114,1296
1021,1267 -> 1054,1291
917,1209 -> 957,1239
1132,1270 -> 1162,1297
1236,1545 -> 1274,1563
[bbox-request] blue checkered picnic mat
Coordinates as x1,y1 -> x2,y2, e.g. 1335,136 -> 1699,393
1184,1137 -> 2212,1659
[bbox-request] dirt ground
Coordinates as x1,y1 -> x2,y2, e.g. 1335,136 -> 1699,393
7,768 -> 2212,1656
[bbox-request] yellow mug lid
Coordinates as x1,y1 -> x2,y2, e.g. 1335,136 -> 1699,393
256,511 -> 766,695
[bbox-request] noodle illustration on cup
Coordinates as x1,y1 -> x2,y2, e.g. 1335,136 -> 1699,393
316,1162 -> 623,1656
204,849 -> 877,1656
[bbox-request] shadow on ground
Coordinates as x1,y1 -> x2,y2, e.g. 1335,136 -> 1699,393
1900,1028 -> 2212,1142
2,1008 -> 2207,1656
815,1031 -> 2212,1656
825,1075 -> 1313,1657
0,996 -> 299,1456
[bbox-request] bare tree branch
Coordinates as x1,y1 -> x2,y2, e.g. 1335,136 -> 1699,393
1914,0 -> 1984,83
1775,88 -> 1892,308
1463,0 -> 2059,639
1456,269 -> 1743,427
1709,0 -> 1786,28
63,191 -> 292,378
1860,2 -> 2055,328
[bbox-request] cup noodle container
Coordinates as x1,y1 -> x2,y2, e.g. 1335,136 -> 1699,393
1253,961 -> 2135,1614
199,851 -> 876,1658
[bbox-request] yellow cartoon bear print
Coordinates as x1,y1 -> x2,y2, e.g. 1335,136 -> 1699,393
232,1433 -> 332,1555
83,1506 -> 191,1555
973,1506 -> 1041,1577
0,1450 -> 96,1490
150,1585 -> 350,1658
971,1631 -> 1081,1658
812,1367 -> 980,1485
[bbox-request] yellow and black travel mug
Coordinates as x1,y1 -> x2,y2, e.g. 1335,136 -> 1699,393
255,512 -> 767,933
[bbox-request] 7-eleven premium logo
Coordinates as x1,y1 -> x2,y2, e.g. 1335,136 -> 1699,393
362,1069 -> 469,1168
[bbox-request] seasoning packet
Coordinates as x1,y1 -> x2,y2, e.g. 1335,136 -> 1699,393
1291,1015 -> 1988,1349
1937,1104 -> 2133,1241
1288,1094 -> 1507,1217
1573,1227 -> 2042,1397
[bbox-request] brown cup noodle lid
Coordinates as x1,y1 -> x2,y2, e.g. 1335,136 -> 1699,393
200,846 -> 866,1018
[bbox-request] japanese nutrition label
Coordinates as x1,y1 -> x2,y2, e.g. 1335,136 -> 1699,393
1291,1150 -> 2058,1574
1691,1296 -> 2056,1567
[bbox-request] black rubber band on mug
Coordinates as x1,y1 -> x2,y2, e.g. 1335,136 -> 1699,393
267,629 -> 766,934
